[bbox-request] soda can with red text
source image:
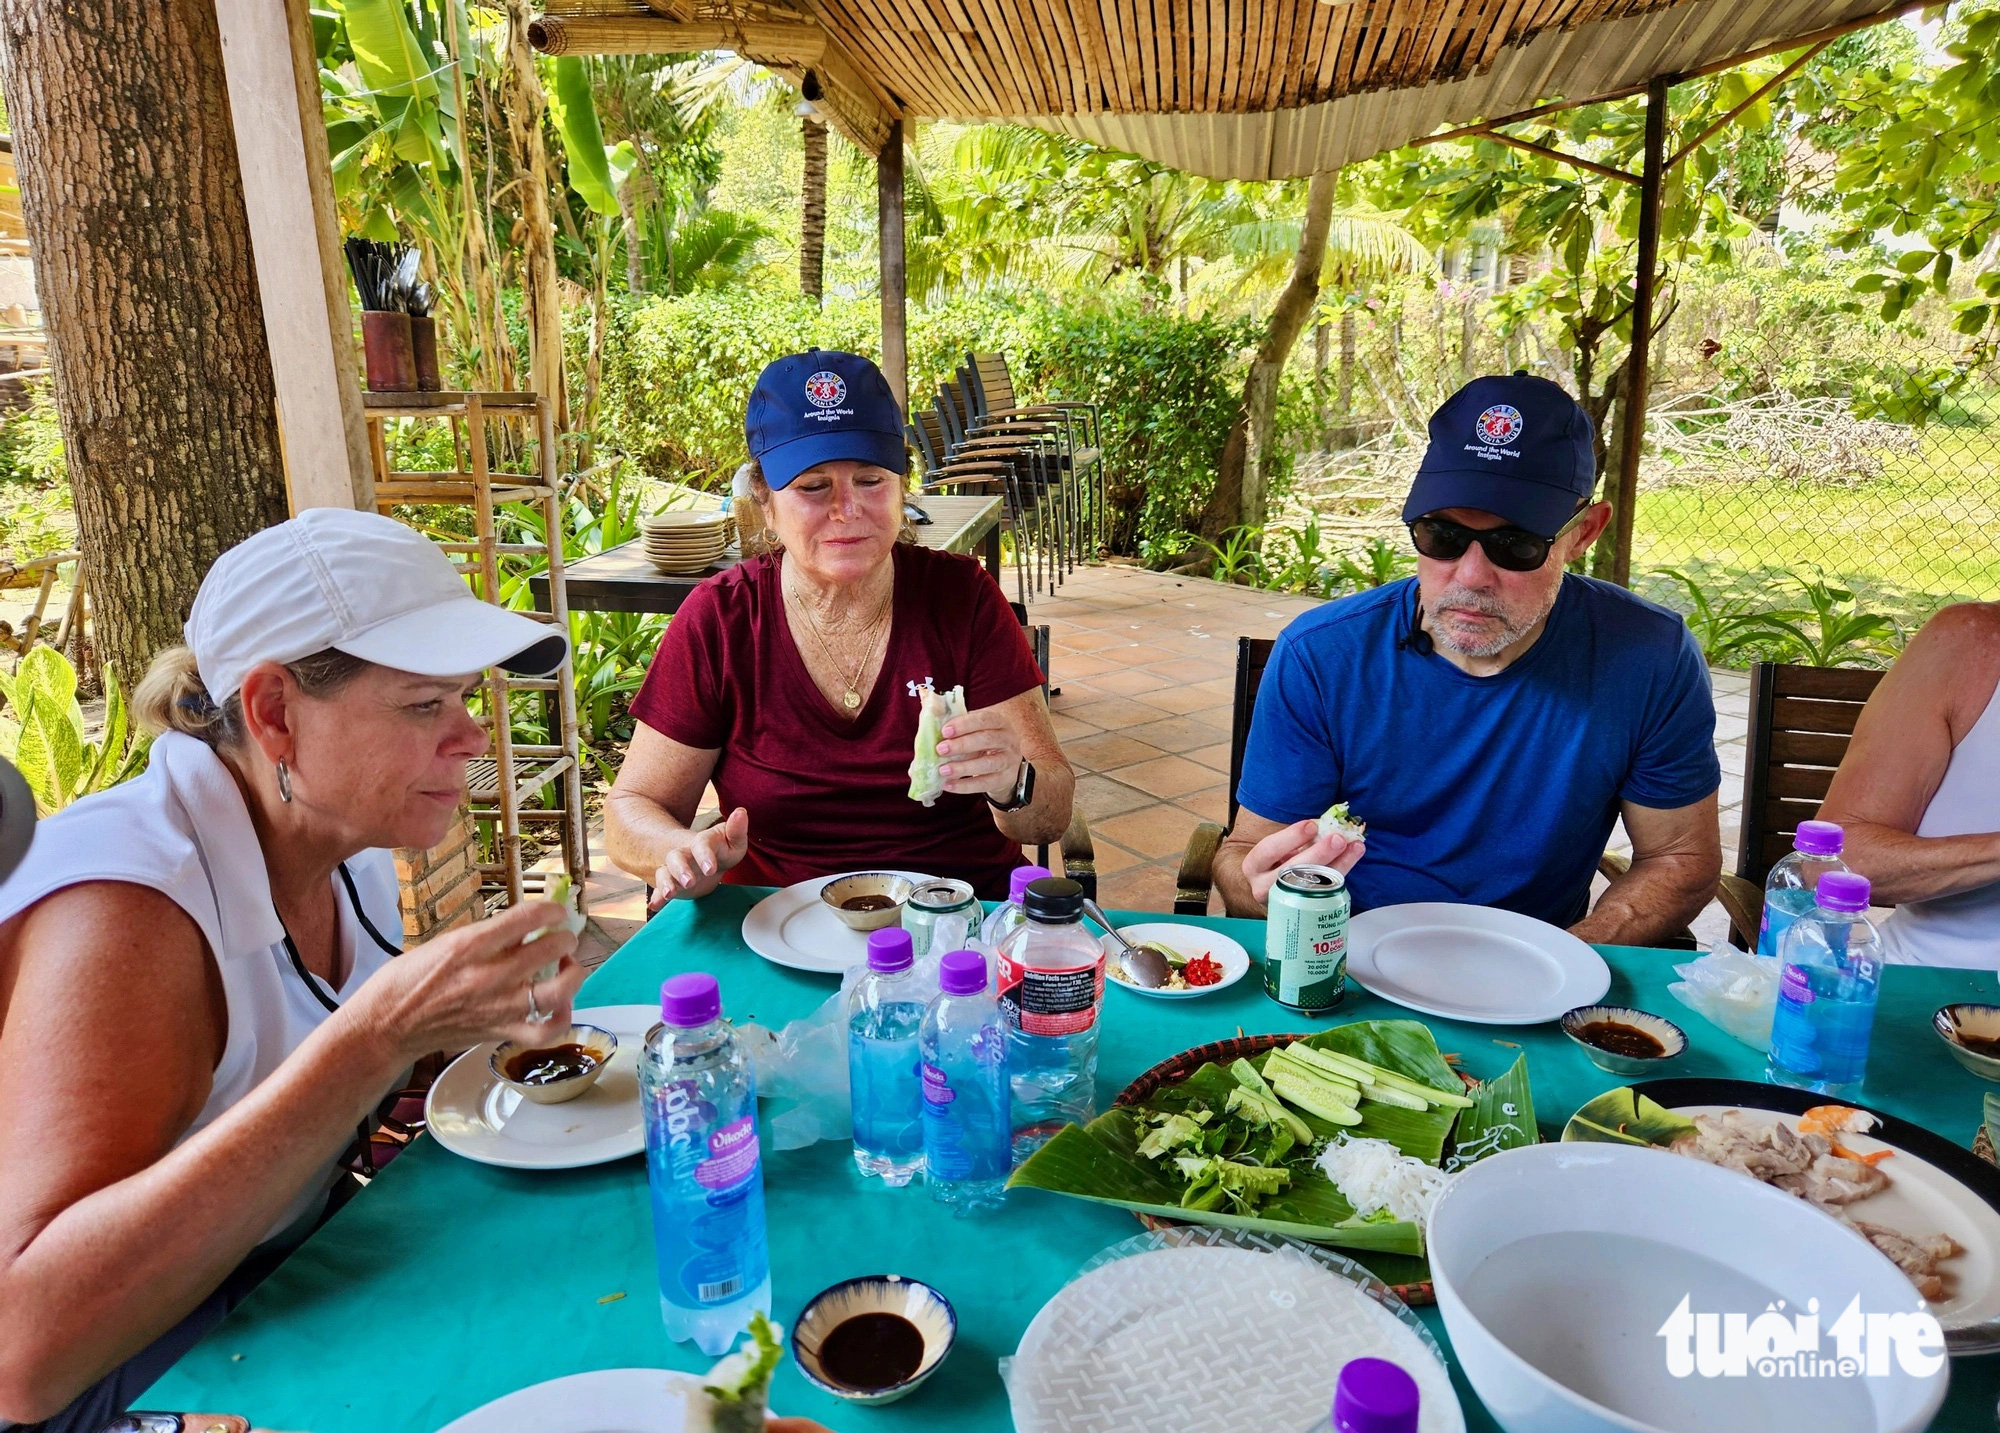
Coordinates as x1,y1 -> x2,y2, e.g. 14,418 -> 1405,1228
1264,864 -> 1349,1013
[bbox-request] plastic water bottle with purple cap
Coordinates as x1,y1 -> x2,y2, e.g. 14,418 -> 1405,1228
639,971 -> 771,1355
1758,819 -> 1849,957
848,927 -> 927,1185
979,863 -> 1052,951
1316,1357 -> 1419,1432
921,949 -> 1010,1212
1767,870 -> 1882,1097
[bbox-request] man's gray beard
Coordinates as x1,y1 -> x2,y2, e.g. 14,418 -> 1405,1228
1425,585 -> 1541,658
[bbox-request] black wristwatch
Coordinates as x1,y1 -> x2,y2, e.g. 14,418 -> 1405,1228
987,758 -> 1036,812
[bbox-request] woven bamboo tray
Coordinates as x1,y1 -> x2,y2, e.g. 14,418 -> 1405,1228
1113,1031 -> 1477,1307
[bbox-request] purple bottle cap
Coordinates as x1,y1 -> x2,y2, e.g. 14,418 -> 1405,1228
1332,1357 -> 1419,1433
1009,864 -> 1054,903
868,927 -> 914,973
939,948 -> 988,995
1817,870 -> 1871,913
660,972 -> 720,1027
1794,820 -> 1844,857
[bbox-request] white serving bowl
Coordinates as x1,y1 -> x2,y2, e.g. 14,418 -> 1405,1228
1428,1142 -> 1948,1433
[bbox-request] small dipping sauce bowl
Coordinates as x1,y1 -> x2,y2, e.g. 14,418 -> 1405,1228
1934,1004 -> 2000,1083
792,1274 -> 956,1406
820,872 -> 917,933
1559,1004 -> 1687,1077
488,1023 -> 618,1105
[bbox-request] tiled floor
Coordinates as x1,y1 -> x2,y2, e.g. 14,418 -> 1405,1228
570,561 -> 1755,959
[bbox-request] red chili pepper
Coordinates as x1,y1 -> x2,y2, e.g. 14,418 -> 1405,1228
1183,952 -> 1224,987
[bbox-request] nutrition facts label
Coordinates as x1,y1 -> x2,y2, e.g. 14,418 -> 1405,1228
998,955 -> 1105,1035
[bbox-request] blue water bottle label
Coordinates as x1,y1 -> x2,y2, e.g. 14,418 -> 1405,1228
1778,963 -> 1815,1006
922,1062 -> 972,1180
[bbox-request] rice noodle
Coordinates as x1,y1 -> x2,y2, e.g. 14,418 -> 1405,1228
1316,1134 -> 1453,1227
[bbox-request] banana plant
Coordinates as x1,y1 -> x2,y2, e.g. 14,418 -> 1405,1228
0,647 -> 151,815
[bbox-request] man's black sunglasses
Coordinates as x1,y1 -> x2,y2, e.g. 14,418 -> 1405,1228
1407,506 -> 1589,572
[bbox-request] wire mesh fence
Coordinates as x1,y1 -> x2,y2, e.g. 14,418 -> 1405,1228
1274,267 -> 2000,654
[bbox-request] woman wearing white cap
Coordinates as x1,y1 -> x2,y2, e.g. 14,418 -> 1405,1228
0,510 -> 588,1431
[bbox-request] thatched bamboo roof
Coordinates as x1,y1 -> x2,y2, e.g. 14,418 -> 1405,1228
530,0 -> 1914,177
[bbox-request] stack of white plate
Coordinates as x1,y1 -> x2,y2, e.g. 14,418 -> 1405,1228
640,509 -> 731,575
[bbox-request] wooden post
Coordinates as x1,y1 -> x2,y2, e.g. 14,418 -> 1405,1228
877,118 -> 907,412
215,0 -> 373,512
1611,75 -> 1670,589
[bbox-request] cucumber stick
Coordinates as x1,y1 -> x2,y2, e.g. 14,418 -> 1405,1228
1293,1044 -> 1473,1109
1270,1071 -> 1363,1126
1264,1050 -> 1360,1100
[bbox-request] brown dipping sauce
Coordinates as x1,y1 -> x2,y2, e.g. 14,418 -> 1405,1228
502,1042 -> 600,1085
1959,1031 -> 2000,1060
817,1311 -> 926,1391
840,894 -> 900,913
1577,1020 -> 1666,1060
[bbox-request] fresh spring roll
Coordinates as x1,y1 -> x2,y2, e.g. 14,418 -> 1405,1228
683,1313 -> 783,1433
907,683 -> 966,807
1316,801 -> 1366,842
523,871 -> 588,984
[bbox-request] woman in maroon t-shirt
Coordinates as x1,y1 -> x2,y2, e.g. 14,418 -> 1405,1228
605,349 -> 1075,902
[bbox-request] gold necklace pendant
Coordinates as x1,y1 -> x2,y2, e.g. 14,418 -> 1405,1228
843,689 -> 861,710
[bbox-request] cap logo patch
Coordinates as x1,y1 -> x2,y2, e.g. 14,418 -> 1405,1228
804,370 -> 848,409
1475,404 -> 1523,446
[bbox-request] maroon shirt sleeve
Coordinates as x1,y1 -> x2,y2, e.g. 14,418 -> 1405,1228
628,580 -> 729,749
958,560 -> 1046,710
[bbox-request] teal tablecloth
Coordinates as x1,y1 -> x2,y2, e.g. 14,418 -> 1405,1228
147,889 -> 2000,1431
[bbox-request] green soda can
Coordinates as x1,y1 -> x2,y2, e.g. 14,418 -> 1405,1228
1264,864 -> 1350,1013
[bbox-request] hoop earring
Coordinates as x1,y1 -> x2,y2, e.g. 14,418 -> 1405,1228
276,760 -> 293,804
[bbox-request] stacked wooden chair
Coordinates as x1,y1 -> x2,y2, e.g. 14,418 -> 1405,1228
905,351 -> 1102,603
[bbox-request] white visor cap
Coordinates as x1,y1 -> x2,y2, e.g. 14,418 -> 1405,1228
186,508 -> 568,704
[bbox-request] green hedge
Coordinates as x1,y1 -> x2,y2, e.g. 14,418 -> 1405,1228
592,286 -> 1256,552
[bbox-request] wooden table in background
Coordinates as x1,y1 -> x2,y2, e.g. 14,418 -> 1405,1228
533,493 -> 1003,616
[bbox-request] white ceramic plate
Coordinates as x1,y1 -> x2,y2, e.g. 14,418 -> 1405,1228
1675,1104 -> 2000,1335
425,1004 -> 653,1170
435,1367 -> 783,1432
740,870 -> 934,975
1346,902 -> 1610,1025
1008,1242 -> 1463,1433
1101,922 -> 1251,999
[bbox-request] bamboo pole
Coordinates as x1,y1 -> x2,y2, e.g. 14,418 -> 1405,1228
1611,76 -> 1669,590
878,118 -> 907,412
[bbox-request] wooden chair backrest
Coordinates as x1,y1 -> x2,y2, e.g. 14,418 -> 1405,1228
969,352 -> 1017,411
1225,637 -> 1277,831
1737,662 -> 1886,886
909,409 -> 950,471
1010,600 -> 1051,697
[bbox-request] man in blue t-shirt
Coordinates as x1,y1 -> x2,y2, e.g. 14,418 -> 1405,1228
1216,373 -> 1721,944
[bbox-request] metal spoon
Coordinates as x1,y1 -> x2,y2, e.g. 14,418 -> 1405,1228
1082,898 -> 1175,988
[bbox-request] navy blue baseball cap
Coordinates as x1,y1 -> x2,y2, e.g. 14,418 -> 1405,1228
1401,373 -> 1597,537
745,349 -> 908,490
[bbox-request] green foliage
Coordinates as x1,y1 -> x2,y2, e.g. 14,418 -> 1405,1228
597,291 -> 879,484
0,648 -> 150,814
1828,3 -> 2000,414
1199,525 -> 1266,585
1652,566 -> 1904,669
0,384 -> 74,563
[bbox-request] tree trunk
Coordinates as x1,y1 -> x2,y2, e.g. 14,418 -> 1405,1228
503,0 -> 565,428
1202,169 -> 1337,540
1313,320 -> 1329,452
0,0 -> 290,681
1337,306 -> 1357,448
800,115 -> 827,302
618,170 -> 647,296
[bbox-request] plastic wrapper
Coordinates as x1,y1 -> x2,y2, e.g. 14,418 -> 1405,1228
1000,1227 -> 1464,1433
737,916 -> 969,1150
1667,940 -> 1778,1050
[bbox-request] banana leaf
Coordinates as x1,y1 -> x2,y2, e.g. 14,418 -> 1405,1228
1007,1020 -> 1497,1258
1561,1086 -> 1697,1147
1444,1054 -> 1536,1171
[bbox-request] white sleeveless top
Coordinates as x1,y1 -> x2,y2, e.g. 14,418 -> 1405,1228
1879,680 -> 2000,969
0,731 -> 402,1245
